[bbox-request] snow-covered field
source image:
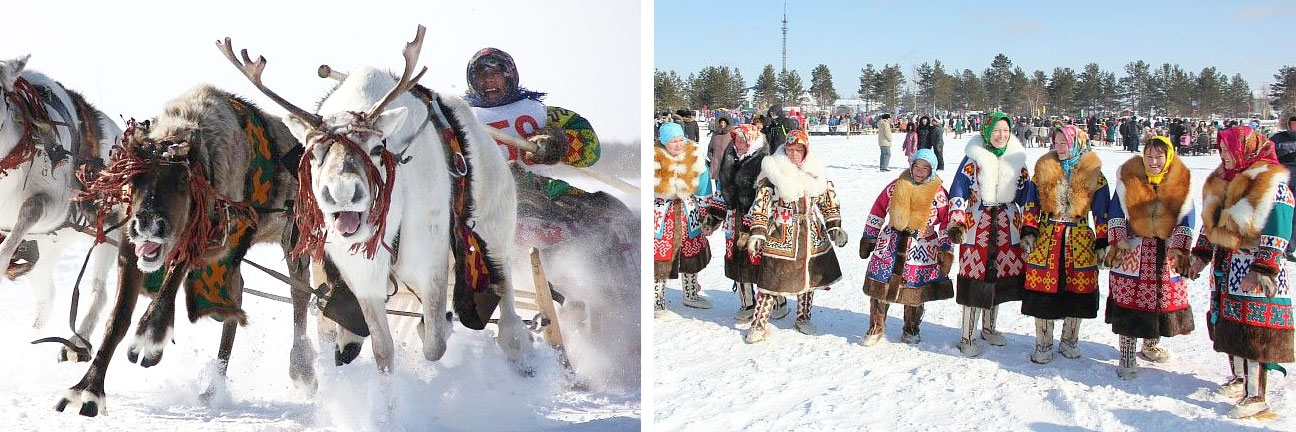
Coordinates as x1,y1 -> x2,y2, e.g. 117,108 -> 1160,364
654,132 -> 1295,431
0,143 -> 641,431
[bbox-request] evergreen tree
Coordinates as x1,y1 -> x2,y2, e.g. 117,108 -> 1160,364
875,64 -> 906,114
777,69 -> 805,106
1229,74 -> 1254,117
1075,63 -> 1104,114
754,64 -> 779,109
1046,67 -> 1077,116
809,64 -> 839,110
653,69 -> 688,112
1195,67 -> 1226,117
858,64 -> 878,111
1272,66 -> 1296,116
1120,60 -> 1154,115
982,54 -> 1014,110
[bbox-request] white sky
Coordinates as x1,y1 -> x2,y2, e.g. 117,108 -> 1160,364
0,0 -> 640,142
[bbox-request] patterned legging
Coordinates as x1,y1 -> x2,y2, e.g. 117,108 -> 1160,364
751,290 -> 814,330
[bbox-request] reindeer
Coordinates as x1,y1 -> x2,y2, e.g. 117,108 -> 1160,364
54,85 -> 315,417
218,26 -> 534,374
0,55 -> 122,362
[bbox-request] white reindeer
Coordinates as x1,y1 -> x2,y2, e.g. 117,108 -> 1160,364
0,55 -> 122,361
218,26 -> 533,372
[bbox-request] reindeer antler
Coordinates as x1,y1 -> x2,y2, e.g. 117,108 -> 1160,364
366,25 -> 428,120
216,37 -> 324,129
317,64 -> 348,82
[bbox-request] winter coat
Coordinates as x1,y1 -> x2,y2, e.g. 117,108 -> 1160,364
682,119 -> 700,143
718,141 -> 770,283
1106,156 -> 1196,338
707,115 -> 734,180
948,134 -> 1030,308
1271,120 -> 1296,185
860,170 -> 954,305
1193,161 -> 1294,363
653,140 -> 718,279
748,147 -> 843,294
917,117 -> 934,150
878,120 -> 893,147
1020,151 -> 1110,320
903,130 -> 919,158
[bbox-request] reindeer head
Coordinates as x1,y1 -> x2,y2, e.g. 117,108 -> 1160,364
0,54 -> 30,133
119,122 -> 205,272
217,26 -> 426,259
286,107 -> 407,245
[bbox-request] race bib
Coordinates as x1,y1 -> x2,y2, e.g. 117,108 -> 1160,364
472,99 -> 548,165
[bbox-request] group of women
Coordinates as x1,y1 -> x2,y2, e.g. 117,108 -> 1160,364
652,112 -> 1293,419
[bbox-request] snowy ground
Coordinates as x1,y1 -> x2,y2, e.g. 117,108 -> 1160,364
0,143 -> 641,431
654,132 -> 1295,431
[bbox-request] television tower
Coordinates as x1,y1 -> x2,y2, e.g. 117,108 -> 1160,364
781,0 -> 788,73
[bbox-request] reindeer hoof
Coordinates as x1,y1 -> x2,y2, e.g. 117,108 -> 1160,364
126,346 -> 139,364
54,389 -> 104,417
335,342 -> 362,366
140,351 -> 163,368
79,400 -> 99,417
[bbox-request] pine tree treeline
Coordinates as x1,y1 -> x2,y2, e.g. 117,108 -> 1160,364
656,55 -> 1292,118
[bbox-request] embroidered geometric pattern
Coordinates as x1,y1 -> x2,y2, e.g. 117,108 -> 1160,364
1109,238 -> 1190,312
1219,296 -> 1294,330
1026,222 -> 1099,294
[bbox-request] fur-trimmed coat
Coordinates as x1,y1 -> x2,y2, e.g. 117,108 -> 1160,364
718,141 -> 769,283
860,170 -> 954,305
748,148 -> 842,294
653,140 -> 718,278
1193,161 -> 1294,363
948,134 -> 1029,308
1105,156 -> 1196,338
1020,151 -> 1110,319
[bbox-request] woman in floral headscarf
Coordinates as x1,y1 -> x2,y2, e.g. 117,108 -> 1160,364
743,130 -> 847,343
1185,126 -> 1294,419
1104,136 -> 1196,380
1019,123 -> 1110,364
945,112 -> 1030,357
718,124 -> 787,322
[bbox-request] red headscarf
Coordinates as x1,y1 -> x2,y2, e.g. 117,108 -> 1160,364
1218,126 -> 1278,180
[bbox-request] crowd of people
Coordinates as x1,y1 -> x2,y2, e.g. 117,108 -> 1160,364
653,108 -> 1296,420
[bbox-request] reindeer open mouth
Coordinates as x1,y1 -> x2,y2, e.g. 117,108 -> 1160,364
135,240 -> 163,261
332,211 -> 363,237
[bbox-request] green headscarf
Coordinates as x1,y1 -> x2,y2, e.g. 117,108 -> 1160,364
981,112 -> 1012,157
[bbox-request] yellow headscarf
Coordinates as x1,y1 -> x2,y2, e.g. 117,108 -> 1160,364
1145,136 -> 1175,185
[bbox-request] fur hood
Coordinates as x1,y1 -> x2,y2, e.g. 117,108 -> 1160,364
887,170 -> 944,232
757,146 -> 828,202
1031,151 -> 1104,220
1114,156 -> 1192,239
654,140 -> 707,199
1202,161 -> 1290,250
963,133 -> 1027,204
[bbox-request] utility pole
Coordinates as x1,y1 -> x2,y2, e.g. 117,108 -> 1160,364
781,0 -> 787,74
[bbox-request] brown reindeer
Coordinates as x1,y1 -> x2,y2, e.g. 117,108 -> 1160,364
55,85 -> 314,417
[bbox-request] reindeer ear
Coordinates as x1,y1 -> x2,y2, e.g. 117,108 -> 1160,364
374,107 -> 409,139
0,54 -> 30,92
283,115 -> 315,144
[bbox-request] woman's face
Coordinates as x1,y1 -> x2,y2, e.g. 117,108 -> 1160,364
1289,118 -> 1296,131
786,144 -> 806,165
1052,131 -> 1071,159
911,159 -> 932,183
733,136 -> 750,154
991,119 -> 1011,148
665,136 -> 686,156
1143,146 -> 1166,175
1221,148 -> 1236,169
